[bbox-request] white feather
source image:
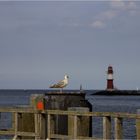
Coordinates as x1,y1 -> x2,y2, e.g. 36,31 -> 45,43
50,75 -> 69,89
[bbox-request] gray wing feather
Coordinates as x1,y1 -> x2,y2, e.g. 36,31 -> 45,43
50,80 -> 65,88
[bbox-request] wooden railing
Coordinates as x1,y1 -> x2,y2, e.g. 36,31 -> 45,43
45,110 -> 140,139
0,107 -> 41,140
0,107 -> 140,139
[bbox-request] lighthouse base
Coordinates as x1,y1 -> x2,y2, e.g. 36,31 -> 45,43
106,88 -> 115,91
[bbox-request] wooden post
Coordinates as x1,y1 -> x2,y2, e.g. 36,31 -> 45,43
73,115 -> 78,139
136,109 -> 140,140
103,116 -> 111,139
46,114 -> 55,139
11,112 -> 15,131
68,114 -> 74,137
39,114 -> 46,139
68,114 -> 78,139
34,113 -> 40,140
47,114 -> 51,139
14,112 -> 18,138
114,117 -> 123,140
68,107 -> 90,137
14,112 -> 22,139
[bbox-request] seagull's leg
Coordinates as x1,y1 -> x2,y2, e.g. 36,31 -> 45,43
61,88 -> 63,93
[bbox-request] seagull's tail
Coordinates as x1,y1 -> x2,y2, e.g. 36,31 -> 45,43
49,85 -> 54,88
49,84 -> 57,88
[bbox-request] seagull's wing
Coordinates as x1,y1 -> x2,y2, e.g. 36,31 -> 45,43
50,79 -> 65,88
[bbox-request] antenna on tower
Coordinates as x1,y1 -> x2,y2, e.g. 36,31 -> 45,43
80,84 -> 84,93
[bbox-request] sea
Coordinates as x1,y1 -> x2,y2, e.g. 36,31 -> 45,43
0,89 -> 140,139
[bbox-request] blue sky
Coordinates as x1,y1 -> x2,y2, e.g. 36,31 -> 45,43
0,1 -> 140,90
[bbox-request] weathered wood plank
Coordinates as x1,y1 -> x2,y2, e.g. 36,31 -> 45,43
50,134 -> 72,139
103,116 -> 111,139
16,131 -> 36,137
11,112 -> 15,131
0,107 -> 140,119
39,114 -> 46,139
0,107 -> 140,139
47,114 -> 51,139
45,110 -> 140,119
50,134 -> 99,139
68,114 -> 74,136
136,109 -> 140,140
136,118 -> 140,140
34,113 -> 40,140
73,115 -> 78,138
0,107 -> 40,113
77,136 -> 101,140
0,130 -> 15,135
14,112 -> 18,135
114,117 -> 123,140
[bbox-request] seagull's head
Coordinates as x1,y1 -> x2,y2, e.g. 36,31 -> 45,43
64,75 -> 69,79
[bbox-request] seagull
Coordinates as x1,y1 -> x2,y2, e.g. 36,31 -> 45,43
49,75 -> 69,93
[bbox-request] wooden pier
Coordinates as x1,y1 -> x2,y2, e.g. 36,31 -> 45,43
0,107 -> 140,139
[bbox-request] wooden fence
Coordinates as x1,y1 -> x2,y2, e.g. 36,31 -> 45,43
0,107 -> 140,139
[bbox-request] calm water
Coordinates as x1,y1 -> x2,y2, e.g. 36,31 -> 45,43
86,95 -> 140,139
0,90 -> 140,139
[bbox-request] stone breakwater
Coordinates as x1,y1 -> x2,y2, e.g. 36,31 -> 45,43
92,90 -> 140,95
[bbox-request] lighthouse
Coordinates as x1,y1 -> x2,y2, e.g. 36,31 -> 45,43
106,65 -> 114,91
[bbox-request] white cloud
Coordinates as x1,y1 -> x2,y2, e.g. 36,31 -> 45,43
110,1 -> 137,17
127,1 -> 137,10
100,10 -> 118,20
103,10 -> 117,19
90,1 -> 138,29
110,0 -> 126,10
90,10 -> 118,29
90,20 -> 105,29
110,0 -> 137,10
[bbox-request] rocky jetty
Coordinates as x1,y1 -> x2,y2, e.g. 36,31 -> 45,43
92,90 -> 140,96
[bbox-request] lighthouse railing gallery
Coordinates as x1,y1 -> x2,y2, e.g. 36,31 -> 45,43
0,107 -> 140,139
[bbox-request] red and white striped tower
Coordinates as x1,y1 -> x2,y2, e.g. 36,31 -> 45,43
106,65 -> 114,91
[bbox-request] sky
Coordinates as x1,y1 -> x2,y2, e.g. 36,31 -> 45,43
0,1 -> 140,90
